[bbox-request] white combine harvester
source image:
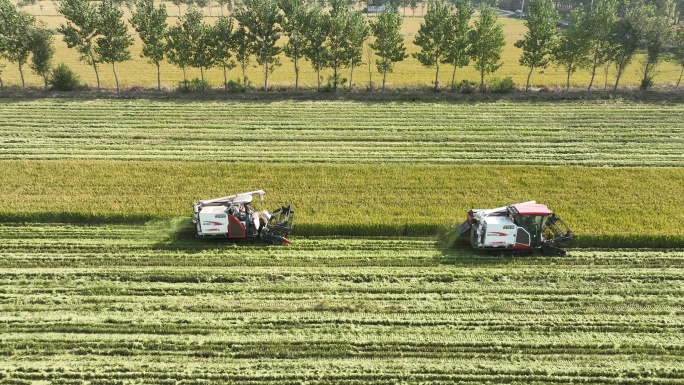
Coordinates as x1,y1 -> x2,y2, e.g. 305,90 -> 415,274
192,190 -> 293,245
455,201 -> 575,256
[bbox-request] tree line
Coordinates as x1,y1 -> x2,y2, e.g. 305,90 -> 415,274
1,0 -> 684,92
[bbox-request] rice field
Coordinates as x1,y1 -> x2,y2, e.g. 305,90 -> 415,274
1,222 -> 683,384
1,99 -> 683,166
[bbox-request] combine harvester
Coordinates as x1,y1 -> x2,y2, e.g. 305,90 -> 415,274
455,201 -> 575,256
192,190 -> 293,245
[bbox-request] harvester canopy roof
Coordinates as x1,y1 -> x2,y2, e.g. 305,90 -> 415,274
512,203 -> 553,215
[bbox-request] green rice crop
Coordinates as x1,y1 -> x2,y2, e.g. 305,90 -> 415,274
1,160 -> 683,246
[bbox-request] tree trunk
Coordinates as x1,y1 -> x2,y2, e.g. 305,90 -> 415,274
18,62 -> 25,90
566,68 -> 571,90
112,62 -> 120,92
89,50 -> 100,91
0,76 -> 3,90
588,48 -> 599,91
43,72 -> 48,90
450,64 -> 457,90
382,67 -> 387,92
200,67 -> 204,84
642,62 -> 651,88
241,62 -> 247,89
434,59 -> 439,91
676,67 -> 683,89
223,64 -> 228,91
333,65 -> 338,92
317,68 -> 321,91
208,6 -> 212,16
367,53 -> 373,91
264,61 -> 269,91
182,65 -> 187,88
525,65 -> 534,91
480,69 -> 485,93
294,56 -> 299,91
177,5 -> 181,16
349,64 -> 354,91
156,62 -> 161,91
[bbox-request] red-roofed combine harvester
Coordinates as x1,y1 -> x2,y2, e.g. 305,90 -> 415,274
192,190 -> 293,245
455,201 -> 575,256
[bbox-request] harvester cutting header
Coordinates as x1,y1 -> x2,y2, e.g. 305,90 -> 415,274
192,190 -> 293,245
455,201 -> 575,256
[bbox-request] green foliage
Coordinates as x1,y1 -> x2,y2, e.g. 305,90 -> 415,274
455,78 -> 477,93
95,0 -> 134,91
345,10 -> 369,90
585,0 -> 619,90
488,76 -> 516,93
166,7 -> 208,86
607,15 -> 640,90
413,0 -> 452,90
28,23 -> 55,89
232,25 -> 253,90
324,0 -> 352,91
279,0 -> 309,90
235,0 -> 282,91
370,9 -> 406,91
442,0 -> 473,90
213,16 -> 237,90
301,3 -> 327,91
672,26 -> 684,88
176,77 -> 210,92
57,0 -> 102,89
0,0 -> 36,89
551,7 -> 592,90
48,62 -> 81,90
631,0 -> 675,89
514,0 -> 559,91
129,0 -> 168,90
467,4 -> 505,92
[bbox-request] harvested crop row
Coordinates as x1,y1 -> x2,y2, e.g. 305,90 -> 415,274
1,99 -> 683,166
0,222 -> 683,384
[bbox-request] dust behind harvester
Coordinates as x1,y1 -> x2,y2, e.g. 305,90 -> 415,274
192,190 -> 294,245
456,201 -> 575,256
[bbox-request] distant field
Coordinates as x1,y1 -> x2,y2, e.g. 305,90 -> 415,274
1,222 -> 683,384
1,2 -> 682,90
1,99 -> 683,166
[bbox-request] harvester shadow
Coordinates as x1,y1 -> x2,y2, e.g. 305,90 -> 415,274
147,217 -> 275,253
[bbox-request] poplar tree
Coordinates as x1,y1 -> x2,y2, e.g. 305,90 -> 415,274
0,1 -> 35,89
167,7 -> 203,87
58,0 -> 102,90
586,0 -> 618,90
443,0 -> 473,90
301,3 -> 327,91
213,16 -> 236,90
279,0 -> 308,90
370,9 -> 407,91
551,7 -> 592,90
467,4 -> 505,92
672,25 -> 684,88
130,0 -> 168,91
514,0 -> 558,91
235,0 -> 282,91
95,0 -> 133,92
233,25 -> 252,89
413,0 -> 451,91
29,23 -> 55,89
346,10 -> 369,90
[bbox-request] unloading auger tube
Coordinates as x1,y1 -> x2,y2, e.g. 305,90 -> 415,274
192,190 -> 294,245
455,201 -> 575,256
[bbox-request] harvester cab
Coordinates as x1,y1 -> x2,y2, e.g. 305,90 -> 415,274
192,190 -> 294,245
455,201 -> 575,256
